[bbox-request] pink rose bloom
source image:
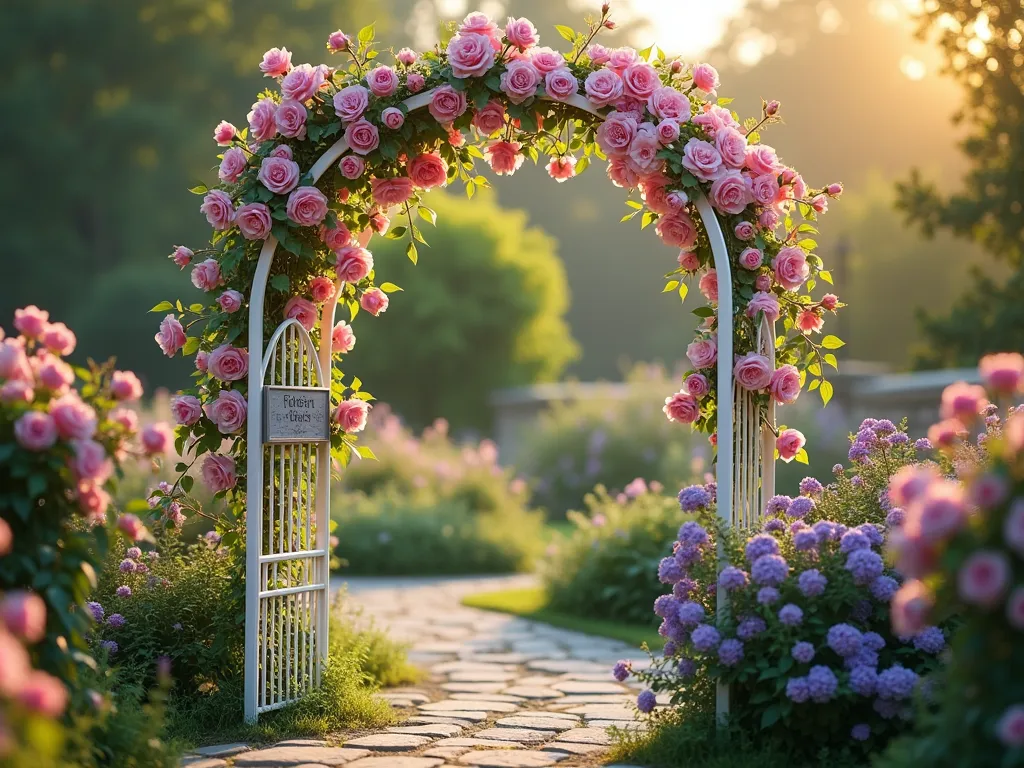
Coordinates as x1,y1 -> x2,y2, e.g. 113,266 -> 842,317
0,517 -> 10,555
202,454 -> 237,493
195,350 -> 209,372
280,63 -> 328,103
750,173 -> 780,207
997,706 -> 1024,748
940,381 -> 987,423
681,138 -> 723,182
0,340 -> 32,382
811,195 -> 828,214
407,153 -> 448,190
587,43 -> 612,65
746,291 -> 781,323
626,125 -> 662,175
685,373 -> 710,398
217,147 -> 247,183
656,119 -> 680,145
891,580 -> 933,637
213,121 -> 236,146
258,154 -> 301,195
531,47 -> 565,73
692,62 -> 720,93
191,259 -> 223,292
69,439 -> 112,483
755,274 -> 773,292
640,176 -> 675,215
734,222 -> 756,241
406,72 -> 426,92
171,395 -> 202,426
170,245 -> 193,269
283,296 -> 318,332
338,154 -> 366,180
686,337 -> 717,369
336,246 -> 374,284
397,48 -> 417,66
78,482 -> 109,521
621,63 -> 660,100
310,276 -> 335,303
344,119 -> 380,155
768,363 -> 801,406
710,171 -> 753,215
606,157 -> 640,189
36,354 -> 74,393
207,345 -> 249,382
199,190 -> 234,231
927,418 -> 967,451
545,68 -> 578,101
360,288 -> 389,316
332,320 -> 356,354
0,380 -> 33,404
1,591 -> 46,643
772,246 -> 809,291
14,411 -> 58,451
821,293 -> 839,311
678,251 -> 700,271
110,370 -> 143,401
505,16 -> 538,50
448,124 -> 466,146
460,12 -> 503,50
381,107 -> 405,130
656,212 -> 698,250
734,352 -> 773,391
500,59 -> 541,104
663,391 -> 700,424
648,87 -> 690,122
715,127 -> 747,169
286,186 -> 329,227
50,394 -> 97,440
737,247 -> 763,271
473,100 -> 507,135
745,144 -> 781,176
447,33 -> 496,78
608,47 -> 640,72
796,309 -> 824,335
596,112 -> 638,157
235,202 -> 273,241
216,289 -> 243,314
321,223 -> 352,252
204,389 -> 248,434
17,671 -> 67,717
485,141 -> 524,176
429,85 -> 468,123
365,65 -> 398,97
155,314 -> 186,357
141,422 -> 173,455
776,428 -> 805,462
970,472 -> 1007,510
698,269 -> 719,303
259,47 -> 292,77
335,399 -> 370,432
247,99 -> 278,143
274,100 -> 307,139
584,69 -> 624,107
546,155 -> 577,182
370,176 -> 414,207
333,85 -> 370,123
327,30 -> 349,52
958,550 -> 1010,606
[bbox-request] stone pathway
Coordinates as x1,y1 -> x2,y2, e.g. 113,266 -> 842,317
180,575 -> 651,768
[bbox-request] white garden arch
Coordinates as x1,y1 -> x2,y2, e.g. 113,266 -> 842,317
243,90 -> 776,723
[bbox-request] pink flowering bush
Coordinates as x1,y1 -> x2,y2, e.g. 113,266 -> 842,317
879,353 -> 1024,766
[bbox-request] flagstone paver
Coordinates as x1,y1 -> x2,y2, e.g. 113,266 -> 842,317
179,575 -> 652,768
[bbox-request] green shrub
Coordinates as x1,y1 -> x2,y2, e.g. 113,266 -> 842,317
333,490 -> 544,576
543,485 -> 693,626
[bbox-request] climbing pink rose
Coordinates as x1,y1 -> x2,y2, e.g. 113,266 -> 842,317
663,391 -> 700,424
545,68 -> 578,101
622,63 -> 659,100
715,127 -> 747,169
344,119 -> 379,155
891,580 -> 933,637
772,246 -> 809,291
684,373 -> 710,398
0,340 -> 31,382
360,288 -> 389,316
195,350 -> 209,372
36,354 -> 73,393
655,212 -> 698,250
17,671 -> 67,717
235,203 -> 272,240
397,48 -> 417,66
203,389 -> 247,434
928,418 -> 967,451
746,291 -> 781,323
608,47 -> 639,72
280,63 -> 328,103
258,156 -> 300,195
626,125 -> 662,174
0,380 -> 33,404
648,87 -> 690,121
750,173 -> 780,207
796,309 -> 824,334
332,321 -> 356,353
141,422 -> 173,455
698,269 -> 719,302
207,345 -> 249,382
678,251 -> 700,271
500,59 -> 541,104
596,112 -> 638,157
217,290 -> 244,314
606,157 -> 640,188
447,33 -> 496,78
335,399 -> 370,432
745,144 -> 781,176
171,395 -> 202,426
485,141 -> 524,176
283,296 -> 318,331
681,138 -> 723,181
739,248 -> 763,270
997,706 -> 1024,748
40,322 -> 75,356
370,176 -> 414,207
333,85 -> 369,123
170,245 -> 193,269
734,221 -> 756,240
338,155 -> 366,180
381,107 -> 405,130
640,176 -> 674,215
406,72 -> 426,92
1,591 -> 47,643
155,314 -> 186,357
200,190 -> 234,231
429,85 -> 467,123
505,17 -> 538,50
259,47 -> 292,77
310,276 -> 335,303
50,394 -> 97,440
218,147 -> 247,183
940,381 -> 987,423
286,186 -> 328,227
734,352 -> 773,391
692,62 -> 720,93
405,153 -> 446,191
776,428 -> 805,462
546,156 -> 577,182
274,100 -> 307,139
693,103 -> 737,136
686,337 -> 717,370
769,364 -> 801,404
656,120 -> 680,145
247,99 -> 277,142
755,274 -> 773,291
760,208 -> 781,233
69,439 -> 112,483
365,65 -> 398,97
980,352 -> 1024,394
327,31 -> 349,52
202,454 -> 237,493
321,223 -> 352,252
587,43 -> 612,65
531,47 -> 565,72
710,171 -> 753,215
958,551 -> 1010,606
821,293 -> 839,311
213,121 -> 236,146
191,259 -> 223,292
14,411 -> 58,451
335,246 -> 373,284
473,100 -> 506,135
584,69 -> 624,107
110,370 -> 143,401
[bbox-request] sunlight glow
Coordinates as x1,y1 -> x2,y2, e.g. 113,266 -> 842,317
899,55 -> 927,80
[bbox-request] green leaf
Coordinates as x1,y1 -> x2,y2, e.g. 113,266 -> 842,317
760,705 -> 781,729
379,282 -> 403,293
663,280 -> 680,293
355,445 -> 378,460
795,448 -> 809,465
181,475 -> 194,493
692,306 -> 714,318
820,379 -> 834,407
418,206 -> 437,225
823,353 -> 839,370
182,337 -> 201,356
150,301 -> 174,313
406,241 -> 418,265
808,379 -> 821,391
270,274 -> 290,292
188,184 -> 209,195
819,270 -> 833,284
625,200 -> 643,209
555,24 -> 576,42
821,335 -> 845,350
357,23 -> 375,43
679,282 -> 688,303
